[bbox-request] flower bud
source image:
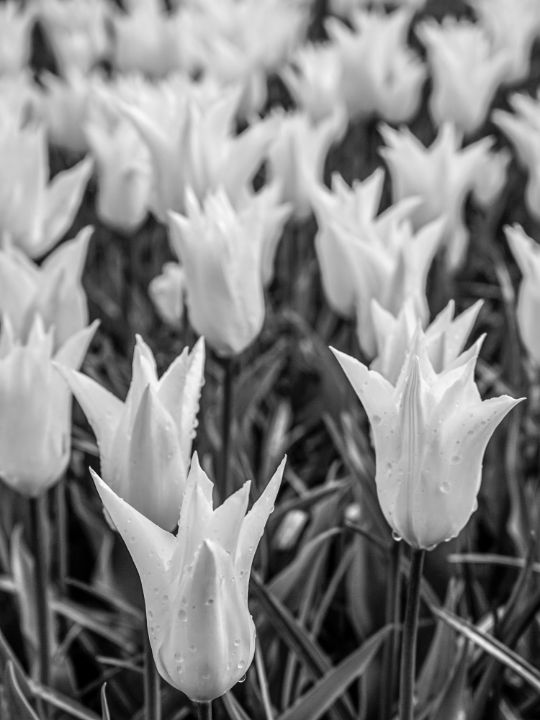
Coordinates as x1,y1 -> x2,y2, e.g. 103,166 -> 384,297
58,336 -> 205,530
90,453 -> 286,701
331,338 -> 521,550
0,316 -> 97,496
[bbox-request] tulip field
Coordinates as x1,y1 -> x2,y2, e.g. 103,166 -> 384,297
3,0 -> 540,718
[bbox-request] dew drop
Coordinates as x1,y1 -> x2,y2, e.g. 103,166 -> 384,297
440,481 -> 450,494
391,531 -> 402,542
178,609 -> 187,621
189,644 -> 197,653
372,415 -> 382,425
238,674 -> 246,684
237,661 -> 245,670
205,597 -> 214,605
233,639 -> 240,647
450,455 -> 461,464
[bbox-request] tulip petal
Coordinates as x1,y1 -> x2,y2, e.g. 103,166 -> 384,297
54,320 -> 99,370
236,457 -> 285,594
90,467 -> 175,601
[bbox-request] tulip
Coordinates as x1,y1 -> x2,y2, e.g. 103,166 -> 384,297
505,225 -> 540,366
470,147 -> 510,209
471,0 -> 540,84
0,227 -> 91,348
84,95 -> 152,234
267,109 -> 347,221
331,338 -> 521,550
111,0 -> 181,78
168,189 -> 268,357
90,453 -> 285,701
371,298 -> 483,385
36,0 -> 110,77
198,0 -> 308,117
310,169 -> 420,318
39,70 -> 97,155
0,71 -> 41,128
326,8 -> 426,123
282,44 -> 345,125
58,336 -> 205,530
0,2 -> 35,75
380,123 -> 497,271
0,118 -> 92,258
417,18 -> 509,136
493,93 -> 540,222
149,262 -> 185,327
121,82 -> 276,220
0,316 -> 97,497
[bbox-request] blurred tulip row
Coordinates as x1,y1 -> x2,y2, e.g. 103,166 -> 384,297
1,1 -> 540,720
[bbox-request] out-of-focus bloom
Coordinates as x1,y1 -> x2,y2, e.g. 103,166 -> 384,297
111,0 -> 181,78
326,8 -> 426,123
331,339 -> 521,549
84,93 -> 152,234
149,262 -> 185,326
282,44 -> 345,125
310,168 -> 419,318
0,316 -> 97,497
0,2 -> 35,75
371,298 -> 483,385
380,123 -> 496,271
196,0 -> 308,117
169,189 -> 268,357
417,18 -> 509,136
350,218 -> 443,358
471,0 -> 540,84
505,225 -> 540,365
59,337 -> 205,530
246,183 -> 291,287
493,93 -> 540,222
36,0 -> 110,77
0,118 -> 92,258
0,227 -> 91,348
330,0 -> 426,18
0,71 -> 41,127
122,85 -> 276,220
39,71 -> 100,154
470,147 -> 510,208
267,109 -> 346,221
91,453 -> 285,701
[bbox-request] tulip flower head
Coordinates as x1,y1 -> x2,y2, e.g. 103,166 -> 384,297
58,336 -> 205,530
267,109 -> 347,221
149,262 -> 185,327
505,225 -> 540,366
326,8 -> 426,123
371,298 -> 483,385
310,168 -> 420,318
90,454 -> 286,701
0,227 -> 91,348
36,0 -> 110,77
282,44 -> 345,125
330,0 -> 426,17
494,93 -> 540,222
417,18 -> 509,136
0,2 -> 35,75
111,0 -> 184,78
0,316 -> 97,497
331,339 -> 521,549
0,117 -> 92,258
85,92 -> 153,234
471,0 -> 540,84
380,123 -> 496,271
122,83 -> 276,219
169,189 -> 268,356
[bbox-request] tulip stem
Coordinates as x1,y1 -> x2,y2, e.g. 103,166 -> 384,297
220,357 -> 235,499
54,479 -> 68,596
398,548 -> 425,720
379,540 -> 403,720
144,629 -> 161,720
29,495 -> 51,690
195,701 -> 212,720
121,232 -> 137,353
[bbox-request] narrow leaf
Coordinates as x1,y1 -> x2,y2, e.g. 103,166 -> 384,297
277,626 -> 391,720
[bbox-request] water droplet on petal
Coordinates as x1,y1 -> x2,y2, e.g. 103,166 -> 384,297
440,481 -> 450,494
391,531 -> 402,542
